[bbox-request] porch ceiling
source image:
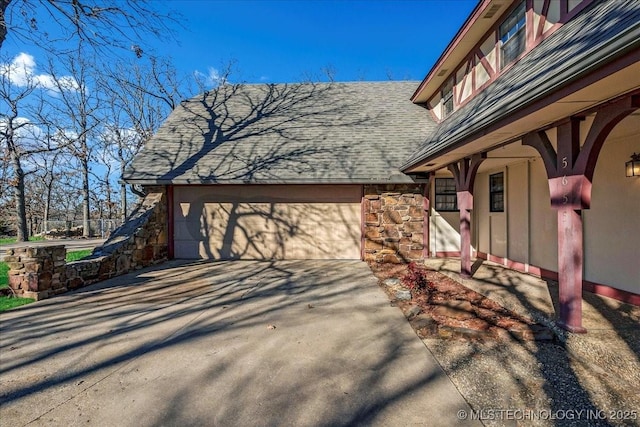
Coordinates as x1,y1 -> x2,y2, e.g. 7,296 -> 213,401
407,60 -> 640,174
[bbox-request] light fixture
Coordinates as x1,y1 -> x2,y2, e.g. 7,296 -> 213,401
626,153 -> 640,177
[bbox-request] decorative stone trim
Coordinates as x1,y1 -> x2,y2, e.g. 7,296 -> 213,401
5,246 -> 67,300
4,188 -> 168,300
363,184 -> 425,264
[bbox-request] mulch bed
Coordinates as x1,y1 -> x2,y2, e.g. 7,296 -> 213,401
368,262 -> 554,342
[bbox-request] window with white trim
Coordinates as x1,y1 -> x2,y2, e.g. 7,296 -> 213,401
499,1 -> 526,68
435,178 -> 458,211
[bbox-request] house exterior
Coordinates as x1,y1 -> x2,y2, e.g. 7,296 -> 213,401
401,0 -> 640,332
124,82 -> 435,263
124,0 -> 639,332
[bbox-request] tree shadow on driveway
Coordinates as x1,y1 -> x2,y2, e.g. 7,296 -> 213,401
0,260 -> 474,426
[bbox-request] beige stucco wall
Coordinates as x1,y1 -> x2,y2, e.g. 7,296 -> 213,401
173,185 -> 362,260
467,126 -> 638,295
528,158 -> 559,271
468,158 -> 558,271
429,174 -> 461,254
507,162 -> 529,262
584,136 -> 640,294
476,173 -> 490,255
430,211 -> 461,254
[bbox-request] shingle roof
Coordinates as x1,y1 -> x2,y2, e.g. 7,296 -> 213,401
402,0 -> 640,170
124,81 -> 435,184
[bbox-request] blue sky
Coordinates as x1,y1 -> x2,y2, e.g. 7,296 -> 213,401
2,1 -> 478,85
158,0 -> 478,84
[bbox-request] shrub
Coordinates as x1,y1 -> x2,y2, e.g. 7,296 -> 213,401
401,262 -> 434,295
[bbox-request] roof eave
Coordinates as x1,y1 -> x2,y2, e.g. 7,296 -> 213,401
411,0 -> 499,104
403,54 -> 640,173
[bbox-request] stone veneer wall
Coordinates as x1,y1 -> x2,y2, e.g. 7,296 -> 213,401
363,184 -> 425,263
5,187 -> 168,300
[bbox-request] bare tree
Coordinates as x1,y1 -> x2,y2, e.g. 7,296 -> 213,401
40,50 -> 100,237
91,142 -> 119,219
29,147 -> 70,233
0,0 -> 177,55
100,56 -> 189,218
0,55 -> 57,240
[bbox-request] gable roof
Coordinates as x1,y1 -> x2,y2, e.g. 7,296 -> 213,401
403,0 -> 640,171
124,81 -> 435,185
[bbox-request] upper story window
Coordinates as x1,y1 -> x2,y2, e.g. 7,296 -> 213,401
427,0 -> 590,122
499,2 -> 526,68
441,77 -> 454,118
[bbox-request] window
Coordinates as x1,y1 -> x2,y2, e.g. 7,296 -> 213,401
441,77 -> 454,117
499,2 -> 526,68
489,172 -> 504,212
435,178 -> 458,211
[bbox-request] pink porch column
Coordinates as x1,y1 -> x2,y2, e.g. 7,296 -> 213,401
523,94 -> 639,332
556,208 -> 585,332
448,154 -> 485,278
457,191 -> 473,277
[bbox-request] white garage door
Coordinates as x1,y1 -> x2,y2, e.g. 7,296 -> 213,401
173,185 -> 362,260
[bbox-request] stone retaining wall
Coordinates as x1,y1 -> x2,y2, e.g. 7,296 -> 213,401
363,184 -> 426,263
5,188 -> 168,300
5,246 -> 68,299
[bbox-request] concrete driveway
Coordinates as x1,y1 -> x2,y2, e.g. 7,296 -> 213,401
0,260 -> 478,426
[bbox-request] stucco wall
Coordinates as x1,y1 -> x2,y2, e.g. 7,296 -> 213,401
584,136 -> 640,294
528,159 -> 559,272
476,172 -> 490,255
507,162 -> 529,263
469,128 -> 638,296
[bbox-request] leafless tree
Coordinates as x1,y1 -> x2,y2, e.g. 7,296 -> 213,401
0,55 -> 59,240
99,56 -> 190,218
1,0 -> 178,56
91,142 -> 119,219
40,50 -> 100,237
28,147 -> 70,233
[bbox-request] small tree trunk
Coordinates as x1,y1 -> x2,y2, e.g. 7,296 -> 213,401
44,184 -> 52,234
82,158 -> 90,237
11,153 -> 28,242
121,164 -> 128,221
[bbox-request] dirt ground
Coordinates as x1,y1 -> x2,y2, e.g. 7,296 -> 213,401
368,262 -> 552,341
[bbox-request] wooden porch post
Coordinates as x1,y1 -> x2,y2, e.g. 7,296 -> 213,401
523,94 -> 639,332
448,154 -> 485,277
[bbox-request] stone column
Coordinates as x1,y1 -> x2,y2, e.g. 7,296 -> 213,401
5,246 -> 67,300
363,184 -> 425,263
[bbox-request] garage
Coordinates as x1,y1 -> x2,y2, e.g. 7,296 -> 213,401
172,185 -> 362,260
